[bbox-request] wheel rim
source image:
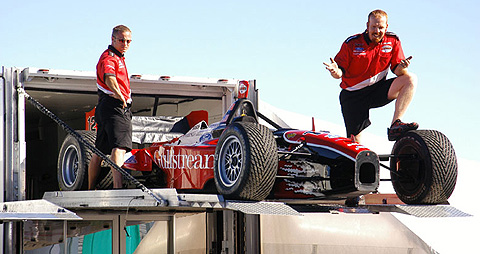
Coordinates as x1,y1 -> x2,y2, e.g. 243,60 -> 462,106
62,144 -> 80,188
393,145 -> 425,195
218,136 -> 243,187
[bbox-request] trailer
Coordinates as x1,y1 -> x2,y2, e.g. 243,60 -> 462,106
1,66 -> 473,254
1,66 -> 259,253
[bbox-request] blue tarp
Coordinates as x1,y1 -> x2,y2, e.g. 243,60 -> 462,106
82,225 -> 141,254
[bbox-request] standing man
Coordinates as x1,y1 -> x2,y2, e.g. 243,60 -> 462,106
324,10 -> 418,142
89,25 -> 133,189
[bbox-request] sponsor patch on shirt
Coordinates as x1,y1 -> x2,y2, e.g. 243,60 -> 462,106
381,42 -> 392,53
353,45 -> 366,56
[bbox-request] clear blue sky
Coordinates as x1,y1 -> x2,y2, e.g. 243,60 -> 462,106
2,0 -> 479,160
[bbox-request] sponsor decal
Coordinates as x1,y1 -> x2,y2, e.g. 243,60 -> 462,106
284,179 -> 325,197
347,142 -> 367,151
239,83 -> 247,95
154,146 -> 214,170
381,42 -> 392,53
199,133 -> 212,143
353,46 -> 366,56
303,131 -> 321,136
324,133 -> 341,139
304,131 -> 338,139
124,155 -> 137,164
381,45 -> 392,53
286,132 -> 297,139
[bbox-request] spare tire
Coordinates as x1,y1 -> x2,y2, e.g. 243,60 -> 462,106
57,130 -> 96,191
214,122 -> 277,201
390,130 -> 457,204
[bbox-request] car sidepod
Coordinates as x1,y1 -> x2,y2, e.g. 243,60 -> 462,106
273,130 -> 379,199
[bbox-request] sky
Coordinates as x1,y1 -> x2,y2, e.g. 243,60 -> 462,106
1,0 -> 479,161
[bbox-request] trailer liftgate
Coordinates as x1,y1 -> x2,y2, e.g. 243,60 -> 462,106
1,67 -> 473,253
38,189 -> 471,254
40,189 -> 302,254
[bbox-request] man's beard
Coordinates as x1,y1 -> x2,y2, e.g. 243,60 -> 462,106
370,32 -> 383,43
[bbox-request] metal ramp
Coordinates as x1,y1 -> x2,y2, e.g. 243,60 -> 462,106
42,189 -> 301,216
42,189 -> 474,218
368,204 -> 472,217
0,199 -> 80,221
0,200 -> 81,253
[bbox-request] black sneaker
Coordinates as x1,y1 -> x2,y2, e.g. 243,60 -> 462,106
387,119 -> 419,141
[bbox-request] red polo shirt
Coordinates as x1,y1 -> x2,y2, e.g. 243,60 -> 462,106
96,45 -> 131,103
334,32 -> 405,91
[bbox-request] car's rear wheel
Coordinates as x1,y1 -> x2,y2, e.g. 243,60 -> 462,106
390,130 -> 457,204
214,122 -> 277,201
57,131 -> 96,191
58,131 -> 114,190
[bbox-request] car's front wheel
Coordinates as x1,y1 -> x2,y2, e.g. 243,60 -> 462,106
390,130 -> 457,204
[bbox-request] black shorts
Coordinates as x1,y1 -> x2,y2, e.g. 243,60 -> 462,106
340,78 -> 395,137
94,91 -> 132,155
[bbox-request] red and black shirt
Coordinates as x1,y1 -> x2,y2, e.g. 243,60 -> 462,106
96,45 -> 131,103
334,31 -> 405,91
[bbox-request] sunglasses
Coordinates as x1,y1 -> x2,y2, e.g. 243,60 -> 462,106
114,37 -> 132,44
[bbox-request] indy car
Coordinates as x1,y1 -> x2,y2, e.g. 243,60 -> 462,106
58,81 -> 458,205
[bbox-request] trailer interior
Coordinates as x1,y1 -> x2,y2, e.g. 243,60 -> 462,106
21,68 -> 240,199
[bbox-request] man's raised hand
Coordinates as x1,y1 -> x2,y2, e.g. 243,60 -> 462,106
323,57 -> 342,79
400,56 -> 413,68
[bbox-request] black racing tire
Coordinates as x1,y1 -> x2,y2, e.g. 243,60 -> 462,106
214,122 -> 278,201
390,130 -> 457,204
57,130 -> 96,191
96,168 -> 114,190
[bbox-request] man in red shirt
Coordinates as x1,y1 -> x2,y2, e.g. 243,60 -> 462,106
324,10 -> 418,142
88,25 -> 132,189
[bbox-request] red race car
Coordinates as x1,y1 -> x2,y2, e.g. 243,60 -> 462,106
58,82 -> 457,205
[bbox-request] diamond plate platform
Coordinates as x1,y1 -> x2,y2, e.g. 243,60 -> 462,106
395,205 -> 473,217
226,201 -> 301,216
0,200 -> 81,221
